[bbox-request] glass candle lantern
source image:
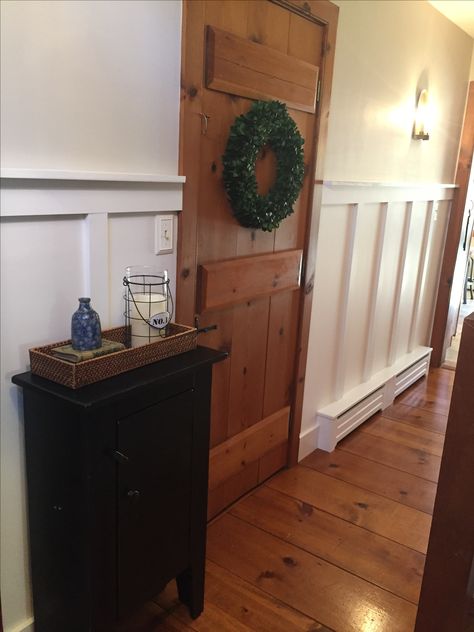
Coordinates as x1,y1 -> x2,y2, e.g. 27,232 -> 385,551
123,266 -> 173,347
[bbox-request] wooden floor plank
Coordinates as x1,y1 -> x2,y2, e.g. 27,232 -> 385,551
156,560 -> 332,632
396,390 -> 451,416
302,448 -> 436,514
124,366 -> 453,631
231,485 -> 425,604
395,376 -> 452,416
338,431 -> 441,482
117,601 -> 196,632
380,402 -> 448,435
267,466 -> 431,553
207,513 -> 417,632
359,415 -> 445,457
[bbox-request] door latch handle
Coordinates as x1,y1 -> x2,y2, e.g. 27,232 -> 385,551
196,112 -> 211,135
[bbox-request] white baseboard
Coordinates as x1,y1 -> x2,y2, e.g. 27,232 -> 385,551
6,617 -> 34,632
316,347 -> 432,452
298,422 -> 320,461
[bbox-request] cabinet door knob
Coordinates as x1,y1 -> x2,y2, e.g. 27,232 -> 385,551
113,450 -> 129,464
126,489 -> 141,500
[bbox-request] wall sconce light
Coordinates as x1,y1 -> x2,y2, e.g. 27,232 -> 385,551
413,89 -> 430,140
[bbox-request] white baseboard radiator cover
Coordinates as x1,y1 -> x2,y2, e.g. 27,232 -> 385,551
316,347 -> 432,452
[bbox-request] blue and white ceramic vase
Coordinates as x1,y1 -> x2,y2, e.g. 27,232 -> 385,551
71,297 -> 102,351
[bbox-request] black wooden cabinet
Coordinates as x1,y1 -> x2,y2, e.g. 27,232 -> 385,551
12,347 -> 226,632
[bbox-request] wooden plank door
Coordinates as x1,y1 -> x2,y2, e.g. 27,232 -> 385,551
178,0 -> 338,518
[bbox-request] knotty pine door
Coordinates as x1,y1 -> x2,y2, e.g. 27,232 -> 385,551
178,0 -> 332,518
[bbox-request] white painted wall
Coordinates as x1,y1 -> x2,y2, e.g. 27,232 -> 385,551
0,0 -> 181,175
0,2 -> 182,631
300,0 -> 473,457
324,0 -> 472,183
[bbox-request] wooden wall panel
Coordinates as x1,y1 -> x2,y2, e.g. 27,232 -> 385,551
198,250 -> 302,312
206,26 -> 319,113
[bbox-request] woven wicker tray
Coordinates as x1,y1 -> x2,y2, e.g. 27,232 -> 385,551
29,323 -> 197,389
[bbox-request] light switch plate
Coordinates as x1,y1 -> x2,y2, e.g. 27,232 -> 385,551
155,215 -> 174,254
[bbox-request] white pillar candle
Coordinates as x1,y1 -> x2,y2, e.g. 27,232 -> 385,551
129,292 -> 167,347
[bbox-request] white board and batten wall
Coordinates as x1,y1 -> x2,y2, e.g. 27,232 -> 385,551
0,2 -> 183,631
298,0 -> 473,458
299,181 -> 454,457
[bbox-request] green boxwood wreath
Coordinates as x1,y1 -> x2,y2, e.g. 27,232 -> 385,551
222,100 -> 305,232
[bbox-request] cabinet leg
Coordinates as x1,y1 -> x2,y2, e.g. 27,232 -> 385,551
176,567 -> 204,619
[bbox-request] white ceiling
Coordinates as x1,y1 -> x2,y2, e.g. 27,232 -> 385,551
428,1 -> 474,38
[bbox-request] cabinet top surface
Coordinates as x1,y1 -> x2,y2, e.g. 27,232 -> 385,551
12,346 -> 227,409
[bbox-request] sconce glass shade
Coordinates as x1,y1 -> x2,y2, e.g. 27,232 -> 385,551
413,89 -> 430,140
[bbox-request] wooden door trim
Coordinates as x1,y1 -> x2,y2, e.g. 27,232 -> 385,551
415,314 -> 474,631
430,81 -> 474,366
277,0 -> 339,465
177,0 -> 339,468
177,0 -> 205,327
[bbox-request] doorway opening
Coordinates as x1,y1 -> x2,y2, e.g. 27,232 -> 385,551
442,163 -> 474,370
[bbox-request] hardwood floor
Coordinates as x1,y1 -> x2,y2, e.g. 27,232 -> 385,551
124,368 -> 454,631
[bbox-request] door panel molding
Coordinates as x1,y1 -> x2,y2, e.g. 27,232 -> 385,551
198,249 -> 302,312
206,26 -> 319,112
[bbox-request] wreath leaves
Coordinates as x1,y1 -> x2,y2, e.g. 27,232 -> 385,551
222,100 -> 305,232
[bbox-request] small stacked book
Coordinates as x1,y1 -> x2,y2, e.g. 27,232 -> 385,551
52,339 -> 126,363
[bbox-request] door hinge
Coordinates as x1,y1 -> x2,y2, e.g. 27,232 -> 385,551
316,79 -> 321,104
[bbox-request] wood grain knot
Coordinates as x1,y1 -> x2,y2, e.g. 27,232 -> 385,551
283,556 -> 297,567
188,85 -> 198,98
181,268 -> 190,279
211,162 -> 217,173
279,327 -> 284,336
355,502 -> 368,510
298,501 -> 313,517
258,570 -> 276,580
329,462 -> 339,468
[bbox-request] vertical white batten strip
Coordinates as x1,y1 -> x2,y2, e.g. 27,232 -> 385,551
408,201 -> 434,352
427,201 -> 452,345
388,201 -> 413,366
334,203 -> 358,400
362,202 -> 388,381
84,213 -> 110,326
